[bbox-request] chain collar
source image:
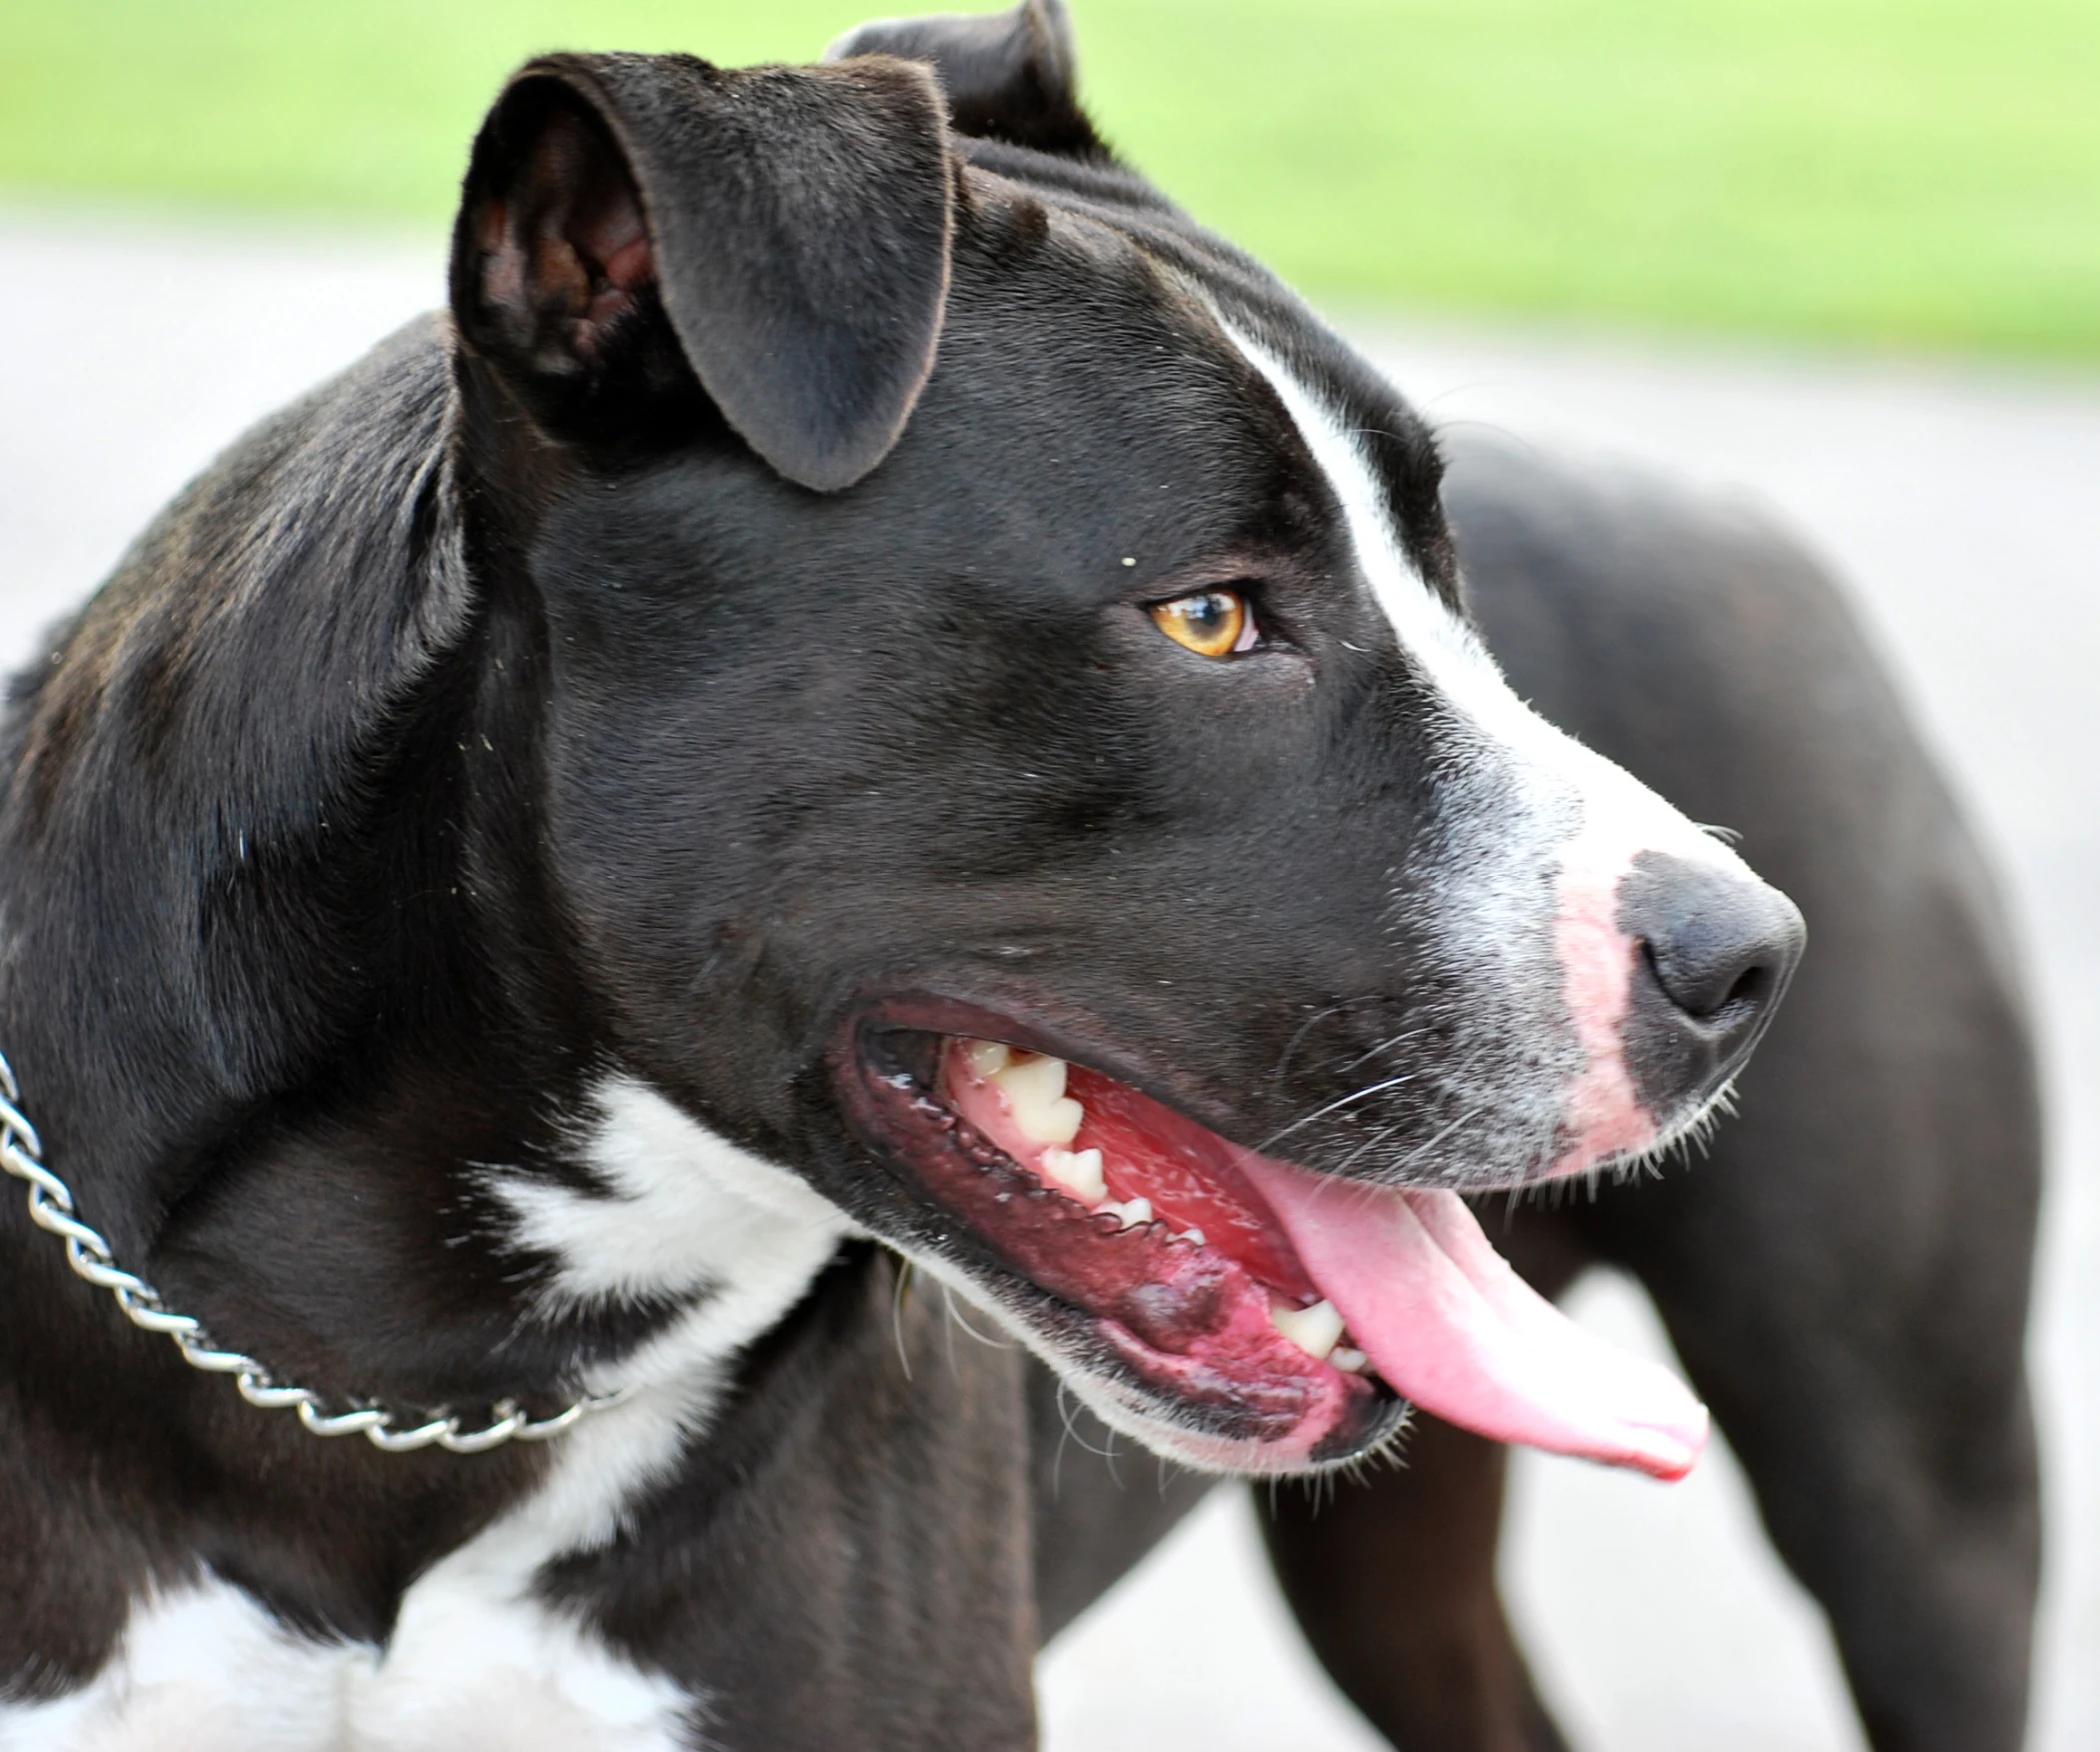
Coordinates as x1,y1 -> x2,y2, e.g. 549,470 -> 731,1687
0,1052 -> 624,1455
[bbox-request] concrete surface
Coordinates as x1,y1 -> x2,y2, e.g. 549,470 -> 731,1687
1,209 -> 2093,1750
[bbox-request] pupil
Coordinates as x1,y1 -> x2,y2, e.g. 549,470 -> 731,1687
1151,589 -> 1245,655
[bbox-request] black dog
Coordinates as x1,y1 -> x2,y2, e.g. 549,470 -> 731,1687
0,4 -> 2036,1748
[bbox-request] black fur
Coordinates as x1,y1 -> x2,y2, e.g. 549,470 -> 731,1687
0,10 -> 2036,1751
1258,438 -> 2042,1752
826,0 -> 1104,157
454,53 -> 956,491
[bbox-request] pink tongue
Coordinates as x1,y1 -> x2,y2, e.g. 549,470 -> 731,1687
1240,1158 -> 1709,1480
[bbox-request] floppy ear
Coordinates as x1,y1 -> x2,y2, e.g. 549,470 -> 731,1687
825,0 -> 1101,156
451,53 -> 955,492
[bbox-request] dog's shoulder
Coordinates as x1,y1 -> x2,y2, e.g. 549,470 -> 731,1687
5,312 -> 465,830
1444,429 -> 1887,744
0,310 -> 474,1275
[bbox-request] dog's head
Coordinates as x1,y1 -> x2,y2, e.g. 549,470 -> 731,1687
427,2 -> 1805,1476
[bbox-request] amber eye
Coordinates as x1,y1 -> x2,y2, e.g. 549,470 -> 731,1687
1148,589 -> 1253,658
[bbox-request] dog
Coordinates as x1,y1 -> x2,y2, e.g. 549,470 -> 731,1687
0,3 -> 2038,1748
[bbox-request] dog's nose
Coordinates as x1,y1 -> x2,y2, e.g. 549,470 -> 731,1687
1618,851 -> 1807,1099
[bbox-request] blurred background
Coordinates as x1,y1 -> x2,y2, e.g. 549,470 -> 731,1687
3,0 -> 2096,351
1,3 -> 2094,1749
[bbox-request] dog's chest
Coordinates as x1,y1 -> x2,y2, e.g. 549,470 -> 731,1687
1,1081 -> 853,1752
1,1568 -> 688,1752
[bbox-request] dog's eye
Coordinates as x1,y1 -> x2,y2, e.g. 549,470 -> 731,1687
1148,590 -> 1255,659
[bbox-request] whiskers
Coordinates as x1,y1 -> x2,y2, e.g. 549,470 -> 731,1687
1503,1075 -> 1744,1216
1052,1377 -> 1122,1497
940,1282 -> 1018,1354
1618,1076 -> 1740,1184
1341,1023 -> 1434,1076
1254,1068 -> 1422,1156
890,1253 -> 916,1380
1263,1405 -> 1417,1520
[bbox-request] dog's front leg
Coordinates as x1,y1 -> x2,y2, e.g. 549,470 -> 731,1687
1258,1219 -> 1590,1752
536,1249 -> 1044,1752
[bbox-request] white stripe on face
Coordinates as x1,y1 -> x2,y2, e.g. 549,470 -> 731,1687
1216,324 -> 1556,766
1219,320 -> 1758,1176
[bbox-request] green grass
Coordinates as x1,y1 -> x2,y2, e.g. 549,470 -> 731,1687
1,0 -> 2096,356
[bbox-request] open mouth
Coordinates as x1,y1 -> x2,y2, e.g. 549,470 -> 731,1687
842,1009 -> 1709,1479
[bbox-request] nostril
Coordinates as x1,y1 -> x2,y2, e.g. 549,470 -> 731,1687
1639,936 -> 1776,1023
1611,851 -> 1805,1120
1720,961 -> 1774,1017
1621,853 -> 1807,1031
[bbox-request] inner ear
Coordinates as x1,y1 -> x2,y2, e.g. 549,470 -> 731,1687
461,90 -> 662,386
453,54 -> 953,491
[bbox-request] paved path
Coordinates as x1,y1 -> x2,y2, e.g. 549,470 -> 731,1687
2,212 -> 2094,1751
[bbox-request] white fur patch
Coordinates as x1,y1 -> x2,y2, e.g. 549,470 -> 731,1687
1224,320 -> 1730,867
0,1577 -> 685,1752
1222,325 -> 1532,742
1,1079 -> 851,1751
488,1073 -> 855,1317
1222,323 -> 1754,1168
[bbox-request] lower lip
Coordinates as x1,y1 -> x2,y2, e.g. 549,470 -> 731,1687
840,1024 -> 1392,1460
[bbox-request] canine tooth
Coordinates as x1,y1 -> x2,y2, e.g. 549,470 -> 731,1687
1331,1347 -> 1369,1374
1041,1146 -> 1106,1204
961,1038 -> 1011,1079
994,1053 -> 1084,1146
1269,1298 -> 1345,1362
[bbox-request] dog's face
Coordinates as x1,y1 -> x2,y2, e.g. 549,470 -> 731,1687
450,15 -> 1802,1475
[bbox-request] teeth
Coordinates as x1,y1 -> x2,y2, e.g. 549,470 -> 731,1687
991,1051 -> 1084,1146
1331,1346 -> 1369,1374
1041,1146 -> 1106,1204
1269,1298 -> 1345,1362
1096,1196 -> 1153,1230
955,1040 -> 1194,1250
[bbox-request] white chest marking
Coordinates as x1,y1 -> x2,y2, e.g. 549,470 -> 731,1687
1,1079 -> 852,1752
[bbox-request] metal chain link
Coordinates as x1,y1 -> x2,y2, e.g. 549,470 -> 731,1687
0,1052 -> 624,1455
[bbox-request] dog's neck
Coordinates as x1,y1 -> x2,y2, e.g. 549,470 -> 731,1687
474,1073 -> 857,1417
0,318 -> 871,1667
